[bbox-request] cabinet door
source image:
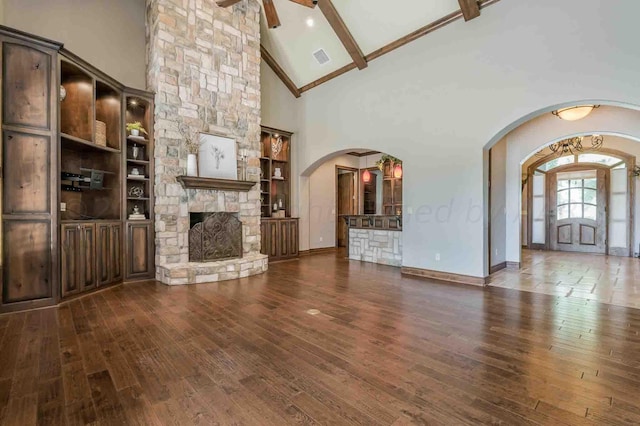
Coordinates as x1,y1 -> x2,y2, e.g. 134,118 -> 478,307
61,224 -> 81,298
111,223 -> 123,283
267,221 -> 279,259
96,223 -> 111,286
80,224 -> 96,291
288,220 -> 299,257
279,220 -> 290,258
126,222 -> 153,279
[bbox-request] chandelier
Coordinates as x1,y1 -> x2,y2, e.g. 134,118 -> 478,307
548,134 -> 604,156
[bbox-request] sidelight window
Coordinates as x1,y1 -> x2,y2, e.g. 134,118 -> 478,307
557,177 -> 597,220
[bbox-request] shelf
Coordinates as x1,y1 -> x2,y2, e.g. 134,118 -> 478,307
272,177 -> 285,181
260,157 -> 270,161
127,197 -> 150,201
272,159 -> 288,163
127,159 -> 149,165
127,135 -> 149,144
127,176 -> 149,181
176,176 -> 256,192
61,133 -> 120,154
260,179 -> 270,182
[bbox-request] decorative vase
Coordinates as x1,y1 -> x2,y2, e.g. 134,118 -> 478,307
131,129 -> 140,137
187,153 -> 198,177
132,144 -> 140,160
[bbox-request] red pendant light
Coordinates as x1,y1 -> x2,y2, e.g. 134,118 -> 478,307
393,163 -> 403,179
362,169 -> 371,183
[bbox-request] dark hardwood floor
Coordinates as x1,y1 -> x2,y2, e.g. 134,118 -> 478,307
2,253 -> 640,425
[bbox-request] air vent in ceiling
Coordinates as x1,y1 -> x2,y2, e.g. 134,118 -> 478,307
313,48 -> 331,65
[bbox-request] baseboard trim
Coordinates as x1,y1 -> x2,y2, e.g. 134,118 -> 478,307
489,261 -> 507,274
401,266 -> 487,287
299,247 -> 337,256
506,261 -> 521,270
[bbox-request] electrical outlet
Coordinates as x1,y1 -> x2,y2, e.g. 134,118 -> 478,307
60,202 -> 66,212
495,248 -> 498,256
435,253 -> 441,261
319,237 -> 323,242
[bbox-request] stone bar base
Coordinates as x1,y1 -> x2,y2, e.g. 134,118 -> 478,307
157,253 -> 268,285
349,229 -> 402,267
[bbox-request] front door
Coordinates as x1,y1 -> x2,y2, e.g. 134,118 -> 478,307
549,169 -> 607,253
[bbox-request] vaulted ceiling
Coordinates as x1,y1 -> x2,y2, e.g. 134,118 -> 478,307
218,0 -> 499,97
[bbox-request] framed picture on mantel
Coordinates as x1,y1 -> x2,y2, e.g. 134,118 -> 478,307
198,133 -> 237,180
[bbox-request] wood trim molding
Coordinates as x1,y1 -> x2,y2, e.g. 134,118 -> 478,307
260,44 -> 301,98
216,0 -> 242,7
317,0 -> 367,70
263,0 -> 281,29
346,150 -> 380,157
459,0 -> 481,21
299,63 -> 357,94
489,261 -> 506,274
299,247 -> 337,256
401,266 -> 488,287
506,261 -> 521,270
176,176 -> 256,191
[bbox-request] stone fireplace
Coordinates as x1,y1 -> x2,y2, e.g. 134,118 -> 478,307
189,212 -> 242,262
147,0 -> 268,285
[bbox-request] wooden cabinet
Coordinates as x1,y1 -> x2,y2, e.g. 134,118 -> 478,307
96,222 -> 123,286
61,222 -> 96,297
0,26 -> 154,312
1,34 -> 60,312
261,218 -> 298,261
260,127 -> 292,218
126,222 -> 153,279
382,161 -> 403,215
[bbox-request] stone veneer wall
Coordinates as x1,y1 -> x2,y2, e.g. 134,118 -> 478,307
349,229 -> 403,267
146,0 -> 267,284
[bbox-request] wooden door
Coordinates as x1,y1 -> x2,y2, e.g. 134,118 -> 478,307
1,37 -> 58,310
549,169 -> 607,254
80,224 -> 96,290
267,220 -> 279,259
337,172 -> 355,247
61,224 -> 81,297
126,222 -> 153,279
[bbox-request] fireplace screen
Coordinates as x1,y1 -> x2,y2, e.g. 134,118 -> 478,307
189,212 -> 242,262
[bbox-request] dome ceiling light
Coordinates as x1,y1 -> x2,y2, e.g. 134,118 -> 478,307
552,105 -> 600,121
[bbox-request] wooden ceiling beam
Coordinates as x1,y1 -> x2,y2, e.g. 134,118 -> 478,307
263,0 -> 281,29
261,45 -> 301,98
317,0 -> 367,70
458,0 -> 481,21
216,0 -> 242,7
289,0 -> 317,8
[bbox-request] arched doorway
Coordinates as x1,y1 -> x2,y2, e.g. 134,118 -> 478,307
524,147 -> 634,256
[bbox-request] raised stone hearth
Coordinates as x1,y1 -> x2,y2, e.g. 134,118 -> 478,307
147,0 -> 267,285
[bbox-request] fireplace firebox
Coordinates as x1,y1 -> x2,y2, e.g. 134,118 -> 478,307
189,212 -> 242,262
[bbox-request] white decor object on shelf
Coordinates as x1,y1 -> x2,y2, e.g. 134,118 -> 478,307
198,133 -> 237,180
187,153 -> 198,177
274,167 -> 282,178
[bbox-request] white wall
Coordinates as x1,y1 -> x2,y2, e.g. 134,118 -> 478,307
285,0 -> 640,278
308,155 -> 360,249
490,137 -> 507,267
503,106 -> 640,263
2,0 -> 146,89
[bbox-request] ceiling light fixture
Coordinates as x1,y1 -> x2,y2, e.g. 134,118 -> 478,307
552,105 -> 600,121
306,17 -> 314,27
548,134 -> 604,156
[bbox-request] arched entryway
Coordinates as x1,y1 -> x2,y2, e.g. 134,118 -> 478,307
524,147 -> 634,257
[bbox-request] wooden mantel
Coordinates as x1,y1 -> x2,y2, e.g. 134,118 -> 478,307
176,176 -> 256,191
